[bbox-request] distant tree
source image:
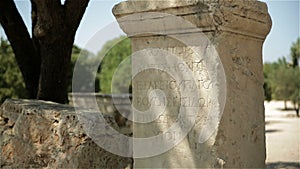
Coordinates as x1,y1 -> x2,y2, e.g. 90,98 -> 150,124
289,38 -> 300,116
289,68 -> 300,117
290,38 -> 300,67
266,57 -> 300,116
0,0 -> 89,103
269,63 -> 293,102
263,63 -> 273,101
0,39 -> 27,103
69,45 -> 99,93
98,36 -> 132,93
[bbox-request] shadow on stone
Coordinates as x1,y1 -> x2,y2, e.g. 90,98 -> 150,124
265,129 -> 282,133
267,162 -> 300,169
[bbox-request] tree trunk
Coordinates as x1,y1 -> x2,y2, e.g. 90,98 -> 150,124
0,0 -> 40,98
31,0 -> 74,103
37,37 -> 74,103
1,0 -> 89,104
296,103 -> 299,117
32,0 -> 89,103
284,100 -> 287,110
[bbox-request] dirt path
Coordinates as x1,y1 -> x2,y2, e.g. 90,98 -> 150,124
265,101 -> 300,169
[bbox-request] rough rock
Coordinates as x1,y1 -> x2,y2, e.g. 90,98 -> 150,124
0,99 -> 132,169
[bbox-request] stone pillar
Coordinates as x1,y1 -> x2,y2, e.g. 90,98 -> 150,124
113,0 -> 271,168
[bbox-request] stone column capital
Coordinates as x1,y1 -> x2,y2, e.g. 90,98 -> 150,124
113,0 -> 272,40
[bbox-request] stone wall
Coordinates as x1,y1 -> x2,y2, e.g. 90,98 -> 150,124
0,99 -> 132,168
69,93 -> 132,135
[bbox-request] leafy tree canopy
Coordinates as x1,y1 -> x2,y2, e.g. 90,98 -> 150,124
0,39 -> 27,103
98,36 -> 132,94
290,38 -> 300,67
264,38 -> 300,116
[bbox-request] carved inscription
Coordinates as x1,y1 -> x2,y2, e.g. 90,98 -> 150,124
136,60 -> 207,73
134,79 -> 212,90
134,95 -> 212,107
133,59 -> 212,108
132,47 -> 214,147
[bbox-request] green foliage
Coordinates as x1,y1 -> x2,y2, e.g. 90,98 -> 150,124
69,45 -> 99,93
263,38 -> 300,116
263,58 -> 289,101
0,40 -> 97,103
264,54 -> 299,112
98,36 -> 132,93
0,39 -> 27,103
263,63 -> 273,101
264,38 -> 300,110
263,81 -> 272,101
268,63 -> 299,102
290,38 -> 300,67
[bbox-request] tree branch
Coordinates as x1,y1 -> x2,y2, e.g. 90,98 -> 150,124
64,0 -> 90,34
0,0 -> 40,98
31,0 -> 64,40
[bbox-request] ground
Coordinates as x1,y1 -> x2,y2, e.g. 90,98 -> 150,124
265,101 -> 300,169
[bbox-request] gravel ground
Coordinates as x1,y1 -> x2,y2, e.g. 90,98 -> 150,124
265,101 -> 300,169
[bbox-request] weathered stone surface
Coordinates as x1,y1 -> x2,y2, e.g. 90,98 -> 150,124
113,0 -> 271,168
113,0 -> 271,40
69,93 -> 133,135
0,99 -> 132,169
